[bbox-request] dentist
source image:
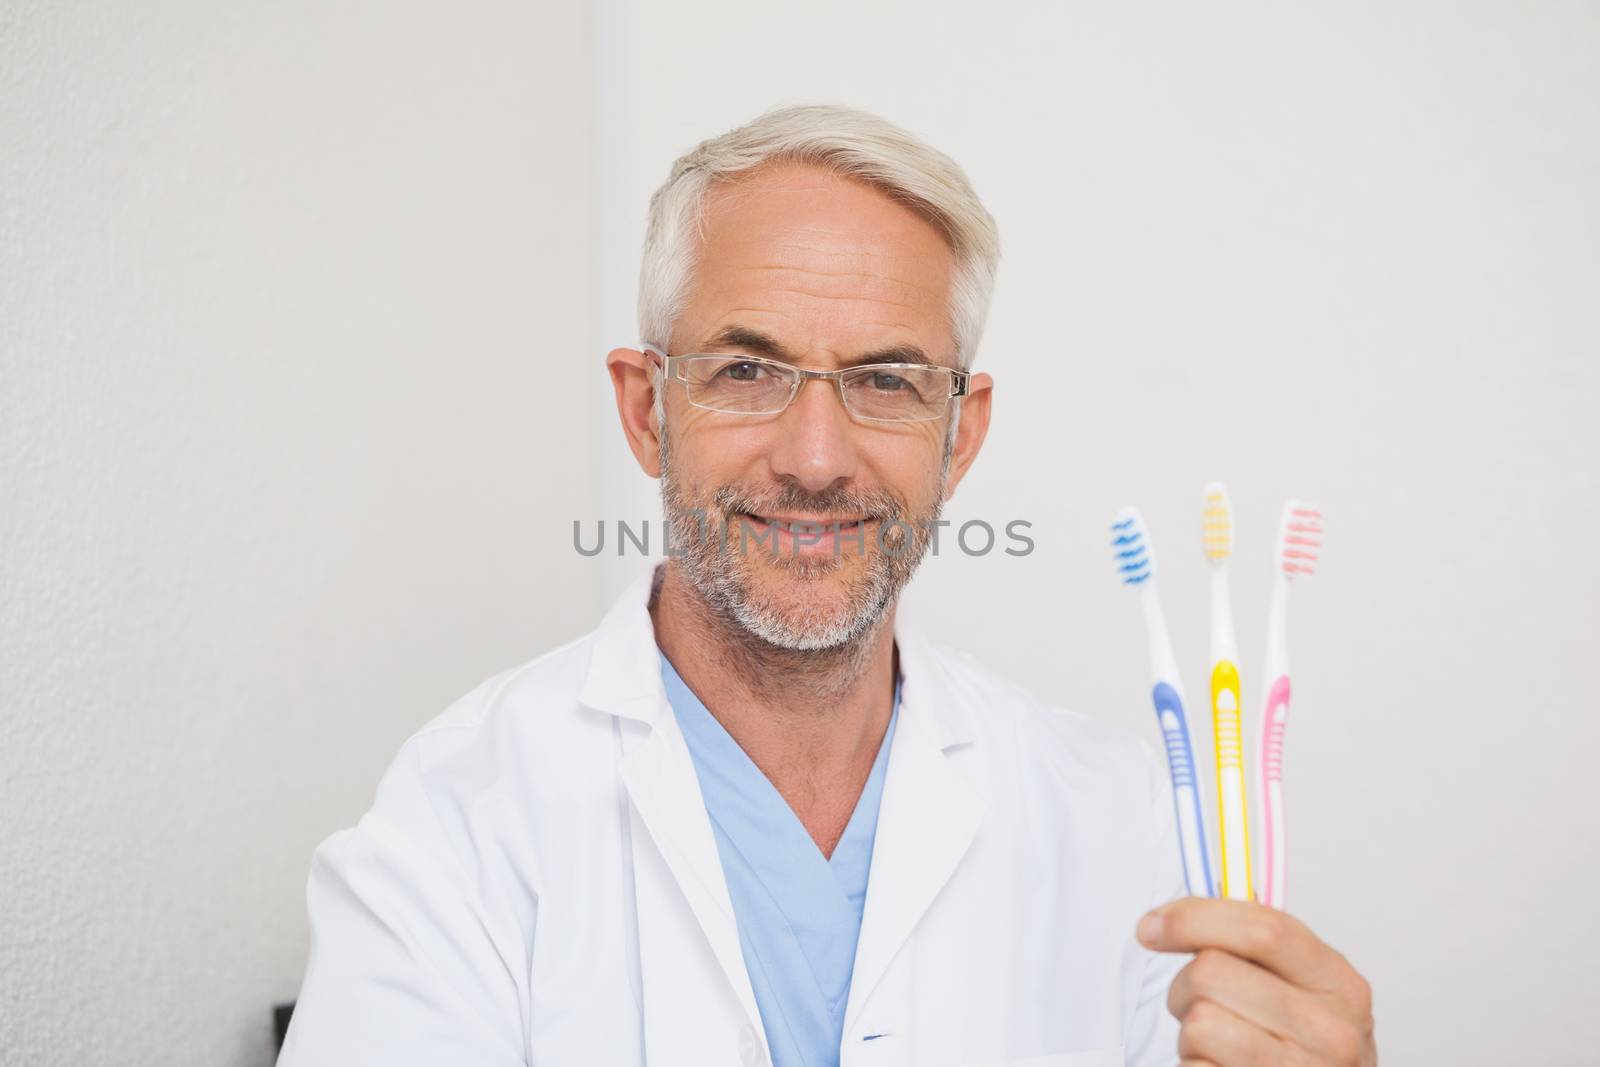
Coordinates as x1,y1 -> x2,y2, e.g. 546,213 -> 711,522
279,104 -> 1376,1067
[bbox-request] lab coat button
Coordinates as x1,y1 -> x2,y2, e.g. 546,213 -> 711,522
738,1024 -> 763,1066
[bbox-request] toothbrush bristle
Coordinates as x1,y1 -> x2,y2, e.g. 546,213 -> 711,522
1111,506 -> 1154,585
1201,482 -> 1234,561
1278,499 -> 1323,578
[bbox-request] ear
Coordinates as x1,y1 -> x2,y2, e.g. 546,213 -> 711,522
606,347 -> 663,477
939,371 -> 993,502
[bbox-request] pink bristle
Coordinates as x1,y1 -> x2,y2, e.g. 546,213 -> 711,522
1279,500 -> 1322,576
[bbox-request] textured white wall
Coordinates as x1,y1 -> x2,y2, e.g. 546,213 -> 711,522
595,2 -> 1600,1063
0,3 -> 596,1064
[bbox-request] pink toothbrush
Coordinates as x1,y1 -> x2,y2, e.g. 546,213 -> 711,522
1258,500 -> 1323,911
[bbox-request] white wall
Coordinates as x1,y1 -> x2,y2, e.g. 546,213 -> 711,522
596,1 -> 1599,1063
0,3 -> 596,1064
5,3 -> 1598,1065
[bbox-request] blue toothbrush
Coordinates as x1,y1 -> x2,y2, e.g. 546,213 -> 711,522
1113,507 -> 1216,897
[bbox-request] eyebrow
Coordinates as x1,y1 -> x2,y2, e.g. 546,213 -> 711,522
699,325 -> 937,368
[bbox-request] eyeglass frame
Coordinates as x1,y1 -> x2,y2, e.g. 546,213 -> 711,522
640,342 -> 970,424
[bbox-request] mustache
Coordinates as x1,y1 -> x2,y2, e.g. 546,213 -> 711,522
710,484 -> 906,523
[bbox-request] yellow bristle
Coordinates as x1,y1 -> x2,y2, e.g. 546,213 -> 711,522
1202,483 -> 1234,561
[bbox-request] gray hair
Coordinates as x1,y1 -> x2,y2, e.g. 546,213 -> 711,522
638,104 -> 1001,375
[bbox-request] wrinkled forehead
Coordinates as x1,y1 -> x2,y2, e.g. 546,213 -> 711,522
678,163 -> 959,363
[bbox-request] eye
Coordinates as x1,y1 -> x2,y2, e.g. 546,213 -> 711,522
868,371 -> 907,391
719,360 -> 766,382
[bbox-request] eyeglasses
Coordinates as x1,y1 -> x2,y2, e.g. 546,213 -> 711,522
643,343 -> 969,424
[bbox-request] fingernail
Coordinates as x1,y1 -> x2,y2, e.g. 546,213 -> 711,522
1137,911 -> 1164,946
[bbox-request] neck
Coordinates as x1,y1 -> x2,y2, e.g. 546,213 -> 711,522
648,560 -> 898,794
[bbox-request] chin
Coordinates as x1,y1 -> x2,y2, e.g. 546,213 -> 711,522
737,607 -> 863,652
735,557 -> 887,650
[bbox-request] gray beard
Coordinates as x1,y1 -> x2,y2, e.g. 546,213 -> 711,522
657,424 -> 953,653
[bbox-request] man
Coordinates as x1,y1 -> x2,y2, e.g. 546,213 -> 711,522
279,105 -> 1376,1067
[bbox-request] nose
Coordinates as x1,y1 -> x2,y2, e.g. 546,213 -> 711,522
766,375 -> 861,492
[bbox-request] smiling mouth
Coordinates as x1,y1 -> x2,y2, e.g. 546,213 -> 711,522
740,513 -> 868,532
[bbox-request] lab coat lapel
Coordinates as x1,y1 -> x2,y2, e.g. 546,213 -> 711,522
843,610 -> 986,1034
578,566 -> 768,1059
619,717 -> 770,1058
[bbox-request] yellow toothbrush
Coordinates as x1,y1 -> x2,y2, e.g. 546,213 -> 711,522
1203,483 -> 1254,901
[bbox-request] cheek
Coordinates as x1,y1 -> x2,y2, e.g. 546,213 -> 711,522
869,431 -> 950,502
666,416 -> 765,491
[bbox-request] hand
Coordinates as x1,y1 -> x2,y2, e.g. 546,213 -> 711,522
1136,897 -> 1377,1067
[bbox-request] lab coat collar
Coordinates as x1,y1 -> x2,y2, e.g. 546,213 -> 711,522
576,560 -> 979,752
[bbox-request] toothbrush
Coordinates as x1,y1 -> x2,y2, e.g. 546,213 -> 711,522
1112,507 -> 1216,898
1203,483 -> 1254,901
1258,500 -> 1323,911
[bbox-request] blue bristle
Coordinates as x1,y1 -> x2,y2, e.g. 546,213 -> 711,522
1112,514 -> 1151,585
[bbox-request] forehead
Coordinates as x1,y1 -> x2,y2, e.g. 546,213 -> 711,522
677,162 -> 957,362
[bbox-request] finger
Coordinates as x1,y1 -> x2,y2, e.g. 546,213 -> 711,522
1174,997 -> 1291,1067
1138,897 -> 1349,995
1169,948 -> 1326,1049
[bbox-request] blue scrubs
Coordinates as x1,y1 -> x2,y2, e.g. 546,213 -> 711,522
661,652 -> 901,1067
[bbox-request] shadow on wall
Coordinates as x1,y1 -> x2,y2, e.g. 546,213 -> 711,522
274,1003 -> 294,1054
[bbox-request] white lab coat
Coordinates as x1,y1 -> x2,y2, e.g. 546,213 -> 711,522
278,563 -> 1185,1067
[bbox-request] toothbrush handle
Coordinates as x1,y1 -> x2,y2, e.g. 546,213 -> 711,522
1260,675 -> 1291,910
1211,660 -> 1255,901
1153,682 -> 1216,897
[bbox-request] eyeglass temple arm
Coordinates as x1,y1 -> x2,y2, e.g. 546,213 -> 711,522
641,343 -> 672,382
